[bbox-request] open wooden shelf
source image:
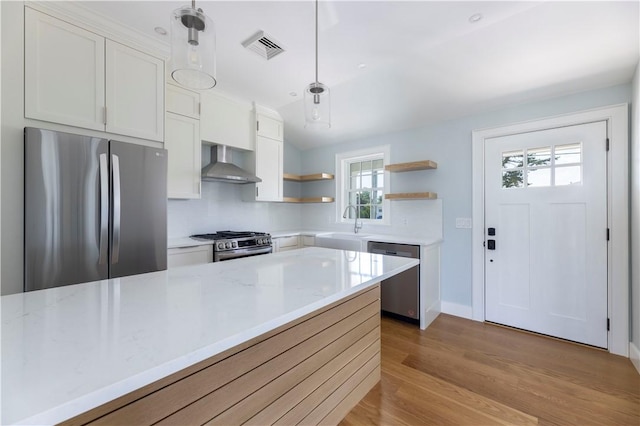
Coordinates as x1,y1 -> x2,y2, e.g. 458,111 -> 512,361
385,160 -> 437,172
385,192 -> 437,200
283,173 -> 334,182
282,196 -> 335,203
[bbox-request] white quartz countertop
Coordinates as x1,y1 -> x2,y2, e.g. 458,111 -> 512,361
1,248 -> 418,425
271,230 -> 442,247
167,237 -> 214,249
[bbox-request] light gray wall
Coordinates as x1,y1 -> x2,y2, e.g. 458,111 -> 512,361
631,62 -> 639,350
301,83 -> 633,307
167,142 -> 303,238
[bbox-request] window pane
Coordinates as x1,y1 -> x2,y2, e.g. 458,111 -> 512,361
359,190 -> 372,204
361,160 -> 372,172
555,143 -> 581,165
527,147 -> 551,167
350,176 -> 360,189
359,205 -> 371,219
502,170 -> 524,188
502,150 -> 524,169
372,159 -> 383,170
527,167 -> 551,187
373,205 -> 383,220
349,191 -> 358,206
372,171 -> 384,187
372,190 -> 383,204
350,162 -> 361,174
555,165 -> 581,186
361,173 -> 372,188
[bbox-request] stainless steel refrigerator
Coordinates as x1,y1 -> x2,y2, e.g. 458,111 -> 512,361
24,127 -> 167,291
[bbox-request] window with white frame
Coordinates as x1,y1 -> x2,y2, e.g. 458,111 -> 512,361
336,146 -> 390,224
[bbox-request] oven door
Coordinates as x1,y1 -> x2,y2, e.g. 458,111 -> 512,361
214,246 -> 273,262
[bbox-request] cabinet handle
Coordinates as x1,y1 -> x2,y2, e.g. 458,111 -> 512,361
103,107 -> 107,125
256,186 -> 259,197
256,121 -> 259,132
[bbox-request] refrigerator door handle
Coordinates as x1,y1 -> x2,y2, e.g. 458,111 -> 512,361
98,153 -> 109,265
111,154 -> 121,264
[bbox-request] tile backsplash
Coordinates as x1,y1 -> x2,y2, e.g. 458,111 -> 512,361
167,181 -> 302,237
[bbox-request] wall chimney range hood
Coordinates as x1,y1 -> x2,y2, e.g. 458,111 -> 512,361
201,145 -> 261,184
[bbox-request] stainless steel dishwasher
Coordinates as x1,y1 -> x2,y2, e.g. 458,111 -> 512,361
367,241 -> 420,323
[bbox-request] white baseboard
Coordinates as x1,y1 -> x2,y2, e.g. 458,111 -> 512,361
630,341 -> 640,375
440,301 -> 473,320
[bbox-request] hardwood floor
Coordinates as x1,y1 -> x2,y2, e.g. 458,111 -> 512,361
340,314 -> 640,425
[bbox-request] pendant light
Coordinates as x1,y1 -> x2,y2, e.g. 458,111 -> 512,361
304,0 -> 330,129
170,0 -> 216,90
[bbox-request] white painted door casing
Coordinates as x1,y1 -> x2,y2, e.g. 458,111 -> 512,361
105,40 -> 164,142
484,122 -> 608,348
165,112 -> 201,199
25,7 -> 105,131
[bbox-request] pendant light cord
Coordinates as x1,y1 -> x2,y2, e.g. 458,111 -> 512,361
315,0 -> 319,85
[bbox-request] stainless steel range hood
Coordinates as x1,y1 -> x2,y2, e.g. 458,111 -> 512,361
201,145 -> 261,184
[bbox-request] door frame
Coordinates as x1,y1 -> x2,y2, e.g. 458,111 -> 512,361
471,104 -> 629,356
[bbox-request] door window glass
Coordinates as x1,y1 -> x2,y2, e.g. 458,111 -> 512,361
502,143 -> 582,188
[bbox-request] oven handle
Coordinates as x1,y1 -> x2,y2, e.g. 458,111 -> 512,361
215,246 -> 273,261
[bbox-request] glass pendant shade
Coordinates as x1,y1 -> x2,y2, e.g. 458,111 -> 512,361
304,82 -> 331,129
170,5 -> 216,90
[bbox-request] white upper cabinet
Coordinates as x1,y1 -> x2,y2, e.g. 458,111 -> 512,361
256,113 -> 283,141
254,135 -> 283,201
105,41 -> 164,141
200,92 -> 253,151
167,84 -> 200,119
165,112 -> 201,199
24,7 -> 164,142
25,7 -> 105,131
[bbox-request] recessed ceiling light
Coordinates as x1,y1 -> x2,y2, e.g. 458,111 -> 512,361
289,92 -> 298,97
154,26 -> 167,36
358,63 -> 367,69
468,13 -> 483,23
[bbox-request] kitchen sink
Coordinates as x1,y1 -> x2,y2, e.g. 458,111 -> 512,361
314,232 -> 371,252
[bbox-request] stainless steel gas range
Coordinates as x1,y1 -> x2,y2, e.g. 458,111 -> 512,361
190,231 -> 272,262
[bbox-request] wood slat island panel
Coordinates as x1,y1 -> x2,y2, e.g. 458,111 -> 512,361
61,285 -> 381,426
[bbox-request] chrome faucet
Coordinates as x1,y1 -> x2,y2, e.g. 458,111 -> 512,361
343,205 -> 363,234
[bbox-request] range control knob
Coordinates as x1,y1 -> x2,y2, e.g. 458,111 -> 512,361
232,241 -> 238,248
225,242 -> 232,249
217,242 -> 224,250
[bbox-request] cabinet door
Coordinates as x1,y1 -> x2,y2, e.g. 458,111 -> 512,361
256,113 -> 283,141
168,245 -> 212,268
25,7 -> 105,131
106,40 -> 164,141
255,135 -> 283,201
166,112 -> 201,199
200,92 -> 253,150
167,84 -> 200,119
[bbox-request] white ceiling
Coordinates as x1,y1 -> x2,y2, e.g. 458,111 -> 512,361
77,1 -> 639,149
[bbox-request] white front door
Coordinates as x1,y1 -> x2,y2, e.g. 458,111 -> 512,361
484,121 -> 608,348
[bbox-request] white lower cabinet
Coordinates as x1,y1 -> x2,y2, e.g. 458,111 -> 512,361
166,112 -> 201,199
168,245 -> 213,268
273,236 -> 299,252
301,236 -> 315,247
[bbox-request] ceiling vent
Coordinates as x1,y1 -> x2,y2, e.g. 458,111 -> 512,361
242,31 -> 285,60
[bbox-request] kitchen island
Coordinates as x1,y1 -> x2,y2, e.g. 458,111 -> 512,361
1,247 -> 418,425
